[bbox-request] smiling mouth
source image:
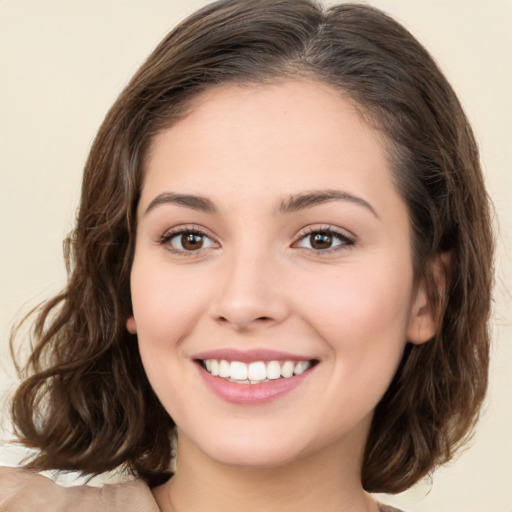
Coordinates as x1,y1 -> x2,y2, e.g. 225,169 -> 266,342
198,359 -> 318,384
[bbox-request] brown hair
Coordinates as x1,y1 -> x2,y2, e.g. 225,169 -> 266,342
10,0 -> 494,493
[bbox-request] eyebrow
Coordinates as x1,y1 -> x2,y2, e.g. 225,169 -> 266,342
280,189 -> 379,218
144,192 -> 217,215
144,189 -> 378,218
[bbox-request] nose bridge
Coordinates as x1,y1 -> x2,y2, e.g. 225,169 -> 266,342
210,236 -> 287,329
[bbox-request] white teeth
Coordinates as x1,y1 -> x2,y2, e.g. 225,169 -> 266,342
202,359 -> 313,383
281,361 -> 295,378
219,359 -> 230,378
230,361 -> 248,380
266,361 -> 281,380
210,359 -> 219,376
294,361 -> 310,375
247,362 -> 266,381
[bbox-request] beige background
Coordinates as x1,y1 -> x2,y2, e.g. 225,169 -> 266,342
0,1 -> 510,510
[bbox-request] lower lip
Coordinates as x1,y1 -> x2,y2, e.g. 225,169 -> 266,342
197,364 -> 315,405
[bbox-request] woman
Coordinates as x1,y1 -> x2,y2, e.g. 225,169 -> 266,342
0,1 -> 495,511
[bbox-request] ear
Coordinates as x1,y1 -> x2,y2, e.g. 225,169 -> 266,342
407,252 -> 451,345
126,316 -> 137,334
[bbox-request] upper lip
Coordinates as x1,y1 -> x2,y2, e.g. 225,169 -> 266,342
193,348 -> 316,363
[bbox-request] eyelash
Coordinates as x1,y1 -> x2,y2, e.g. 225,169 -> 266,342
292,225 -> 355,254
158,225 -> 355,256
158,226 -> 219,256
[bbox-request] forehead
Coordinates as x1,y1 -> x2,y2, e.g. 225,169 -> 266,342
155,80 -> 384,156
140,80 -> 402,218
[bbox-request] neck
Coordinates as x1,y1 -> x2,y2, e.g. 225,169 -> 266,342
153,429 -> 378,512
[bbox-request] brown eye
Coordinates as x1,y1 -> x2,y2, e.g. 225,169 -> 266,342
163,229 -> 217,253
295,228 -> 354,252
309,232 -> 333,250
181,233 -> 204,250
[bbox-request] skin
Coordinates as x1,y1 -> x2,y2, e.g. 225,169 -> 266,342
127,81 -> 436,512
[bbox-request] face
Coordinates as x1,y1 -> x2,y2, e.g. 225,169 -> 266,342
128,81 -> 434,470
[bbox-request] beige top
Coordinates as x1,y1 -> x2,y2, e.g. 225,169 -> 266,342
0,467 -> 159,512
0,467 -> 404,512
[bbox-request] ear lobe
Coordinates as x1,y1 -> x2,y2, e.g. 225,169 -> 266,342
407,279 -> 436,345
126,316 -> 137,334
407,252 -> 451,345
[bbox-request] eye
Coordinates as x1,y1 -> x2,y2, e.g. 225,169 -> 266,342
295,228 -> 354,252
160,228 -> 218,253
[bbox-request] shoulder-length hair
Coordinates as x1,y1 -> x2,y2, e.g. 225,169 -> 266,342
11,0 -> 494,493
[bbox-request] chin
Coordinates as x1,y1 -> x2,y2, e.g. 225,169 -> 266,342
183,427 -> 310,469
208,445 -> 301,469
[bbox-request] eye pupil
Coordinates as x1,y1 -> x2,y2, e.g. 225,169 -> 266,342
310,232 -> 333,249
181,233 -> 203,250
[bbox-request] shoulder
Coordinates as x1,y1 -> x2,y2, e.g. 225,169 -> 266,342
0,467 -> 159,512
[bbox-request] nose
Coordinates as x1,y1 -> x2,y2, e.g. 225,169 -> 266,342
209,249 -> 289,331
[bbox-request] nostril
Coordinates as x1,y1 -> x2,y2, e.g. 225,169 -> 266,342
215,314 -> 273,329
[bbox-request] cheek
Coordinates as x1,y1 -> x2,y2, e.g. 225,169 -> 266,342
129,262 -> 213,397
131,264 -> 209,342
297,255 -> 414,371
130,262 -> 215,416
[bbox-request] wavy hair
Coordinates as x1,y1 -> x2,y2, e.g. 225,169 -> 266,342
11,0 -> 494,493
